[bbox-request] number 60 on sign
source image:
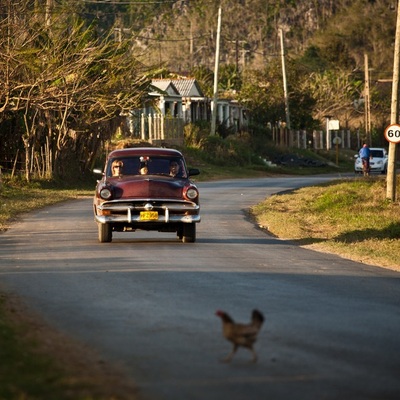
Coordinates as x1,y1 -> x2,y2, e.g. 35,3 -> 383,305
384,124 -> 400,144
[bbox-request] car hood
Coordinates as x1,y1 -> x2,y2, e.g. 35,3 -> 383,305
107,175 -> 186,199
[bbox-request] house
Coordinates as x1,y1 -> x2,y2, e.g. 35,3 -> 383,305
127,77 -> 248,145
144,80 -> 182,118
168,79 -> 209,123
150,78 -> 209,123
150,78 -> 247,130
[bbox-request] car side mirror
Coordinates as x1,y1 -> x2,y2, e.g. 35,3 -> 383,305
188,168 -> 200,177
93,168 -> 104,175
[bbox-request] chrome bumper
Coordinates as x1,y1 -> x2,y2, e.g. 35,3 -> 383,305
94,200 -> 200,224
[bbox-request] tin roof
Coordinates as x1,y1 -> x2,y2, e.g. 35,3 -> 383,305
150,80 -> 180,96
170,79 -> 204,97
151,78 -> 204,97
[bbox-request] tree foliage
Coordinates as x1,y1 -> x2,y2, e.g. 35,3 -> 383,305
301,70 -> 364,123
0,0 -> 151,180
238,59 -> 317,129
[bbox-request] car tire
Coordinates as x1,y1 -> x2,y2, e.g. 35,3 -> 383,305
98,222 -> 112,243
182,223 -> 196,243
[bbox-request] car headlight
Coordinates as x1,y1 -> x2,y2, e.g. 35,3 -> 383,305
100,187 -> 113,200
186,187 -> 199,200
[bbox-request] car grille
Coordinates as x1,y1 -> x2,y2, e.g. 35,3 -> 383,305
96,199 -> 199,223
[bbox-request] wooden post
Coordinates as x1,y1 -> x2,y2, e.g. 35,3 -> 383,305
210,7 -> 222,135
387,0 -> 400,201
148,114 -> 153,143
141,114 -> 145,141
279,29 -> 291,130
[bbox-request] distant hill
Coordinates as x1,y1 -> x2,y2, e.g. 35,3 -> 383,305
86,0 -> 396,79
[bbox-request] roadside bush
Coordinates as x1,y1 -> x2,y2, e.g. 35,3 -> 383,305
184,122 -> 210,148
195,134 -> 261,166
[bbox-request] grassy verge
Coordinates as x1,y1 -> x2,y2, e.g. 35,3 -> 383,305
0,179 -> 93,232
0,294 -> 138,400
250,176 -> 400,271
0,295 -> 68,400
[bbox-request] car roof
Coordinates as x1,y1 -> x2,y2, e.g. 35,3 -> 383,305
107,147 -> 183,159
369,148 -> 387,155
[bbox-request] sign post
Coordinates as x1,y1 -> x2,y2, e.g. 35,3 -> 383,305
332,136 -> 342,166
387,0 -> 400,201
384,124 -> 400,144
384,125 -> 399,202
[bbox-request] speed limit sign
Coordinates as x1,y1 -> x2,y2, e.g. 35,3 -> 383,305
384,124 -> 400,144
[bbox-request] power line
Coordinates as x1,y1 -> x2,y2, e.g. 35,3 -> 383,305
68,0 -> 176,4
134,33 -> 209,42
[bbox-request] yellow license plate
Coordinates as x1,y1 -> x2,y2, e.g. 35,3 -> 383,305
140,211 -> 158,221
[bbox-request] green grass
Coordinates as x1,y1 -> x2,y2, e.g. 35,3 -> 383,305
0,296 -> 66,399
250,176 -> 400,270
0,179 -> 93,231
0,292 -> 138,400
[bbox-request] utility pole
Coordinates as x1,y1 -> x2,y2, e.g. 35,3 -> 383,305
279,28 -> 291,130
324,115 -> 332,150
210,7 -> 222,136
387,0 -> 400,201
45,0 -> 53,27
190,23 -> 194,69
364,53 -> 371,144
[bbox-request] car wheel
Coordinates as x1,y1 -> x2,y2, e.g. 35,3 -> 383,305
182,223 -> 196,243
98,223 -> 112,243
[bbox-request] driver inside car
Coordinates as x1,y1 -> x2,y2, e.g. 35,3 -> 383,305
169,160 -> 180,177
112,160 -> 123,176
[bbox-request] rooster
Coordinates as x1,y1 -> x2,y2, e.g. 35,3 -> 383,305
215,309 -> 264,363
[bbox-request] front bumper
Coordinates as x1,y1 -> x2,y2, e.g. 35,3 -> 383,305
94,198 -> 200,224
354,162 -> 385,173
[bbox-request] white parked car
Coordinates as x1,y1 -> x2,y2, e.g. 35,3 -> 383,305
354,147 -> 388,174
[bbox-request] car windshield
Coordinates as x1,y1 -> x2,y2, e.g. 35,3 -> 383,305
370,150 -> 384,158
107,156 -> 187,178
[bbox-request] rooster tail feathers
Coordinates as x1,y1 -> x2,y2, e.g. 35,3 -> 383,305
251,309 -> 264,326
217,309 -> 264,326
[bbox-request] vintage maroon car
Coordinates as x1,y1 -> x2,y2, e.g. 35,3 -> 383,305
93,147 -> 200,243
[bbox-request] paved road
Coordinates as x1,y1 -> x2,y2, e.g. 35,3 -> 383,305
1,175 -> 399,400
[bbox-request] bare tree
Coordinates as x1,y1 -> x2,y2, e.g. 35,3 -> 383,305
302,70 -> 363,125
0,0 -> 151,180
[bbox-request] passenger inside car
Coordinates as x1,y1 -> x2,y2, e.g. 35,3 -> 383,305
139,156 -> 149,174
111,160 -> 123,176
169,160 -> 180,177
139,164 -> 148,174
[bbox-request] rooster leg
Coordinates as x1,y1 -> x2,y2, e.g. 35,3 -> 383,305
249,346 -> 258,363
221,344 -> 238,363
